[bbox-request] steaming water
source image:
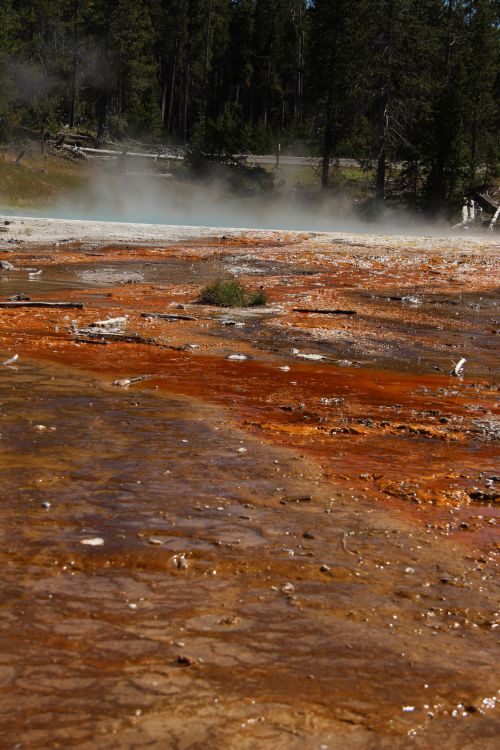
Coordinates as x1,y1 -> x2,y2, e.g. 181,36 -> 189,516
6,172 -> 454,235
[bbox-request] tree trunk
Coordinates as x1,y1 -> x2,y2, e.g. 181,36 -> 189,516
68,0 -> 79,128
376,103 -> 388,202
321,94 -> 333,190
202,0 -> 213,116
96,90 -> 109,147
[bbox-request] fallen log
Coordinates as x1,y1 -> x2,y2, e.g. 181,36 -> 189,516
61,144 -> 183,161
292,307 -> 357,316
74,332 -> 156,344
470,190 -> 499,214
112,375 -> 152,387
0,301 -> 84,308
141,312 -> 197,321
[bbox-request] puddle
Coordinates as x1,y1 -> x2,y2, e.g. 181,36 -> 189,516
0,256 -> 225,297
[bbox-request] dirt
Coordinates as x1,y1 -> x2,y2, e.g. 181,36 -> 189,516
0,218 -> 498,749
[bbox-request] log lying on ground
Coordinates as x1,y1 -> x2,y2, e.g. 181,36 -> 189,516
0,301 -> 84,308
141,312 -> 197,321
61,144 -> 183,161
75,332 -> 158,345
470,190 -> 499,214
292,307 -> 357,315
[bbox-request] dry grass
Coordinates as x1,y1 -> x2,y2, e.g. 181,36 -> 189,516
0,148 -> 89,211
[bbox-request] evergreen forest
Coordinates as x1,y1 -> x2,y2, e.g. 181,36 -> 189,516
0,0 -> 498,212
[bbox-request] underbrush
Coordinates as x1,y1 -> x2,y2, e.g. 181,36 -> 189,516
199,279 -> 268,307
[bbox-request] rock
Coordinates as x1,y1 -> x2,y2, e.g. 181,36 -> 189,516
281,494 -> 312,503
291,348 -> 324,361
319,397 -> 344,406
172,554 -> 189,569
281,582 -> 295,594
113,379 -> 132,387
303,531 -> 315,539
41,501 -> 51,509
80,537 -> 104,546
176,655 -> 196,666
469,489 -> 499,503
0,260 -> 15,270
227,354 -> 247,361
148,537 -> 164,545
320,564 -> 331,573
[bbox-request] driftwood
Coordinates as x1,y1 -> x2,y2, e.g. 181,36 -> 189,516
112,375 -> 152,387
489,206 -> 500,230
0,301 -> 84,308
75,332 -> 156,344
469,189 -> 500,230
141,312 -> 197,322
1,354 -> 18,365
292,307 -> 357,316
451,357 -> 466,377
61,144 -> 183,161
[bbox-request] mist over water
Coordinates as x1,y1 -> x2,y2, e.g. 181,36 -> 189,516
41,171 -> 452,237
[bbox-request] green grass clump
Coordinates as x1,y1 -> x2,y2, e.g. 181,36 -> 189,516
199,279 -> 268,307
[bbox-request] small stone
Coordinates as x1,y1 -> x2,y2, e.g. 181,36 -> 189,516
148,537 -> 164,545
227,354 -> 247,361
320,564 -> 331,573
303,531 -> 315,539
113,378 -> 131,387
172,554 -> 189,569
176,655 -> 196,667
80,537 -> 104,546
281,582 -> 295,594
41,501 -> 51,509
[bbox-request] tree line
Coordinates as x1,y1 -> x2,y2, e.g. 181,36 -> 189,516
0,0 -> 498,210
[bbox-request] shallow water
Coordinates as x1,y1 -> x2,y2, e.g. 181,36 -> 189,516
0,358 -> 498,749
0,232 -> 498,748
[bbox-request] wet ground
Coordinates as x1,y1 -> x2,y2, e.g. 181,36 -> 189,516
0,227 -> 498,748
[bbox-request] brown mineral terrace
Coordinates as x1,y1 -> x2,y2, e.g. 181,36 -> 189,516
0,216 -> 498,749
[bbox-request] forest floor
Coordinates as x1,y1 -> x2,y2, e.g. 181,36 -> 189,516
0,216 -> 498,749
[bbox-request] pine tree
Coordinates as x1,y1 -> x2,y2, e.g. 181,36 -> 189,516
0,0 -> 17,140
307,0 -> 371,188
464,0 -> 499,186
424,0 -> 470,211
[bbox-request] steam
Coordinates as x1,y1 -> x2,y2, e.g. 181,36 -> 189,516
10,60 -> 60,105
42,169 -> 450,236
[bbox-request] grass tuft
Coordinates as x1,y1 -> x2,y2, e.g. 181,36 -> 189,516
199,279 -> 268,307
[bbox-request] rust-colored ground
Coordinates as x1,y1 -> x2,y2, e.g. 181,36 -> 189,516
0,231 -> 498,748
